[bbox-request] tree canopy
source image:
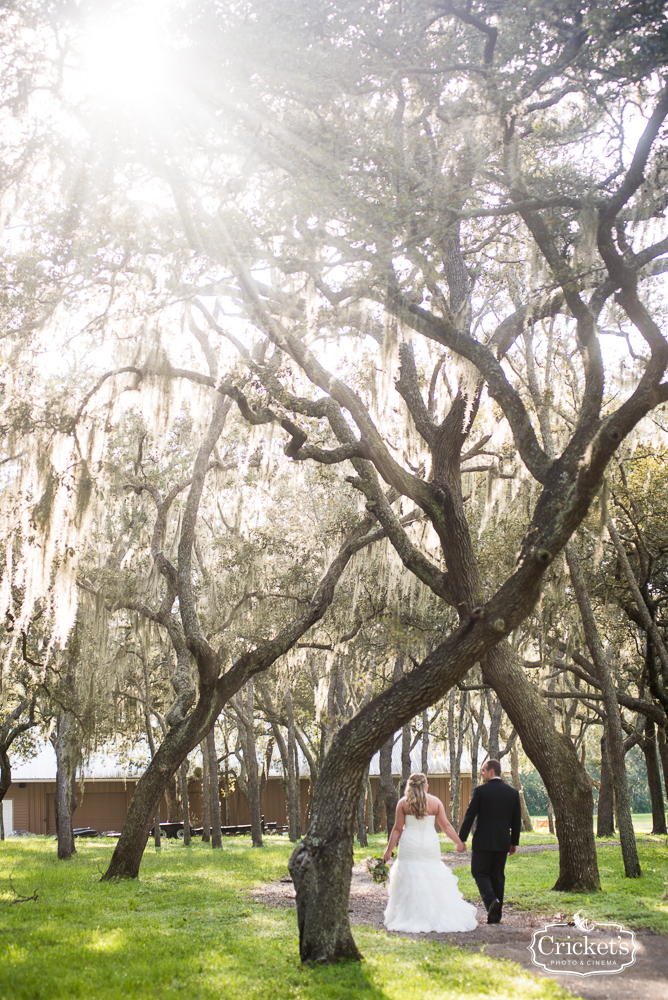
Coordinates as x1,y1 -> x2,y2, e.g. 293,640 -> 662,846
1,0 -> 667,964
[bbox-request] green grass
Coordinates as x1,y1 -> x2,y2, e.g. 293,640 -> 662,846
531,813 -> 659,834
626,813 -> 659,833
0,836 -> 575,1000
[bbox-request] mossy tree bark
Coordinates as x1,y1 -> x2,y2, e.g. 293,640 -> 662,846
286,688 -> 301,842
566,544 -> 640,876
376,734 -> 397,837
483,645 -> 601,890
207,728 -> 223,848
201,736 -> 211,843
179,764 -> 191,846
356,788 -> 368,847
244,679 -> 263,847
657,726 -> 668,805
597,731 -> 615,837
51,706 -> 79,861
641,718 -> 667,835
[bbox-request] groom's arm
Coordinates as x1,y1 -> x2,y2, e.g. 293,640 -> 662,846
458,785 -> 482,843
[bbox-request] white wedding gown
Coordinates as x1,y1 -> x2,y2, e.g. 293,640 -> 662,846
383,815 -> 479,933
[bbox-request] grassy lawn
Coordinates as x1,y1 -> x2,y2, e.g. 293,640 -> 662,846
1,836 -> 574,1000
530,813 -> 659,834
2,832 -> 666,1000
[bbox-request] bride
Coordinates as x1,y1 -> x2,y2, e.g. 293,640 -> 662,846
382,772 -> 478,933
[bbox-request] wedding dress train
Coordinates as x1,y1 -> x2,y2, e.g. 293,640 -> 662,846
383,815 -> 479,933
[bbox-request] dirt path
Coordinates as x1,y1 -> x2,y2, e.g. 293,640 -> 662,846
252,845 -> 668,1000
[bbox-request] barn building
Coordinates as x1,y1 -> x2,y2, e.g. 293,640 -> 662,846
2,742 -> 475,837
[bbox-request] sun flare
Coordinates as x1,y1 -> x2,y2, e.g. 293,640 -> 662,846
81,6 -> 172,109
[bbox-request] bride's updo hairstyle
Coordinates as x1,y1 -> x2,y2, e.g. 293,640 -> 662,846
405,772 -> 428,818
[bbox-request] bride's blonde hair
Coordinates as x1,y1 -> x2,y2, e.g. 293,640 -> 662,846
405,772 -> 428,818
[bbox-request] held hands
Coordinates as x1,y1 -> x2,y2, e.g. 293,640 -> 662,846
455,840 -> 466,853
508,845 -> 517,855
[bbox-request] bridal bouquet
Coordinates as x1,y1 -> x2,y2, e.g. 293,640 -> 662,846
366,857 -> 390,884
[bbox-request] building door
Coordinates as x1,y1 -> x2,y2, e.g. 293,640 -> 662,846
2,798 -> 12,835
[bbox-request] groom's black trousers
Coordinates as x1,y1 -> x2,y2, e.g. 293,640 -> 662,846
471,850 -> 508,911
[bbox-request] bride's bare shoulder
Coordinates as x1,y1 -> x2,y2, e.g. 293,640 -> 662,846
426,793 -> 441,813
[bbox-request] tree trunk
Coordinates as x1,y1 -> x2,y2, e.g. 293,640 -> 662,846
448,689 -> 467,828
510,736 -> 533,832
470,701 -> 481,789
421,710 -> 429,774
448,690 -> 459,825
597,729 -> 615,836
482,644 -> 600,891
657,724 -> 668,798
179,763 -> 191,846
356,783 -> 367,846
289,759 -> 363,963
208,728 -> 222,848
50,709 -> 79,861
377,733 -> 397,837
293,739 -> 301,833
245,680 -> 263,847
643,718 -> 667,835
102,684 -> 229,878
372,781 -> 384,833
272,721 -> 290,827
486,691 -> 502,760
286,690 -> 301,842
566,544 -> 641,876
153,807 -> 161,848
365,774 -> 374,835
223,770 -> 231,825
221,725 -> 232,826
201,737 -> 211,842
260,736 -> 274,827
400,723 -> 411,796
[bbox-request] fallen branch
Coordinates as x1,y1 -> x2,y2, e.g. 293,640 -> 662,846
8,879 -> 39,904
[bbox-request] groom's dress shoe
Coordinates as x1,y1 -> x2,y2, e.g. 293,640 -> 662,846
487,900 -> 502,924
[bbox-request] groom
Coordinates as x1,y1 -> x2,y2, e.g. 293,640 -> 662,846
457,759 -> 521,924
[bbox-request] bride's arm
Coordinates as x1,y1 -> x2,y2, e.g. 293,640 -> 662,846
434,797 -> 465,851
382,798 -> 406,863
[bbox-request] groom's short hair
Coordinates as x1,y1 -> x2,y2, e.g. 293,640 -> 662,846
486,759 -> 501,776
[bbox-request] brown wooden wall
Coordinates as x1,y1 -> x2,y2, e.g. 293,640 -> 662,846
187,777 -> 311,829
368,775 -> 473,830
4,781 -> 138,835
4,773 -> 473,836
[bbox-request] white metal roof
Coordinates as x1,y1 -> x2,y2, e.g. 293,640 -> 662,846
11,743 -> 145,782
11,736 -> 480,782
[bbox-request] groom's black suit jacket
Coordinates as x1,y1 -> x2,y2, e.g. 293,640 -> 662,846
458,778 -> 521,853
